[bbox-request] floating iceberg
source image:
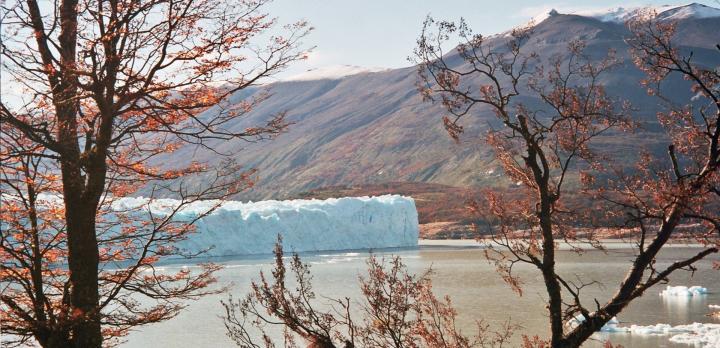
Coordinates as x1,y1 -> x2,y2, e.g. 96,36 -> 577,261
113,195 -> 419,256
602,322 -> 720,347
580,286 -> 717,346
668,323 -> 720,347
567,315 -> 619,332
660,285 -> 708,297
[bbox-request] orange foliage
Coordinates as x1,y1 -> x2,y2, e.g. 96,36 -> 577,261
414,13 -> 718,347
1,0 -> 310,346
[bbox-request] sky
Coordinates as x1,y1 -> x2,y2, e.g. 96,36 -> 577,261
2,0 -> 718,102
266,0 -> 720,78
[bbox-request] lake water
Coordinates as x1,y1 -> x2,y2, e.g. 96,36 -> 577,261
123,244 -> 719,347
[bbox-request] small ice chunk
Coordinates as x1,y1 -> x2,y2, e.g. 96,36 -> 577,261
566,315 -> 620,332
660,285 -> 708,297
602,322 -> 720,347
667,323 -> 720,347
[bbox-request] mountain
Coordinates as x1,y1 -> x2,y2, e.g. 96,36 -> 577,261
281,65 -> 389,81
530,3 -> 720,24
161,4 -> 720,200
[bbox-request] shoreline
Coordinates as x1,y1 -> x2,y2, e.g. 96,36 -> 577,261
419,239 -> 711,250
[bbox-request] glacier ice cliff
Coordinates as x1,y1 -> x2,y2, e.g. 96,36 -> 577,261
113,195 -> 419,256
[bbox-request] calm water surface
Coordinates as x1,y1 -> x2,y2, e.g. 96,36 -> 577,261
123,246 -> 719,347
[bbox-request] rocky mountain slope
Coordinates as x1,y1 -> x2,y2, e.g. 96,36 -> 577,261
162,3 -> 720,200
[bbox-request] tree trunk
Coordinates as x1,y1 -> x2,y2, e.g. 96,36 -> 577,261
41,332 -> 72,348
560,203 -> 687,347
65,199 -> 102,348
53,0 -> 103,344
539,196 -> 564,348
61,156 -> 102,347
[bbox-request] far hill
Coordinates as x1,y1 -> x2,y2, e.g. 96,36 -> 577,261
158,3 -> 720,204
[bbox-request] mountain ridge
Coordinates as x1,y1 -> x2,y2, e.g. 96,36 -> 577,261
158,4 -> 720,200
526,3 -> 720,26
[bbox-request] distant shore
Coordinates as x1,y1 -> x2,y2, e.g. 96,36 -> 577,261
419,239 -> 711,250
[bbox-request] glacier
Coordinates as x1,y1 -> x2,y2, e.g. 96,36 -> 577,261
112,194 -> 419,257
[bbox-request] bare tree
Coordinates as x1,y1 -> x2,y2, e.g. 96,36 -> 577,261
413,14 -> 718,347
222,240 -> 515,348
0,0 -> 310,346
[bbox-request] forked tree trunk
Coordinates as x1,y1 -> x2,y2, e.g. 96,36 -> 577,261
57,102 -> 103,347
53,0 -> 103,345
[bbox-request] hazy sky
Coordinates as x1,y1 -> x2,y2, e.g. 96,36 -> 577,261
2,1 -> 718,100
267,0 -> 719,77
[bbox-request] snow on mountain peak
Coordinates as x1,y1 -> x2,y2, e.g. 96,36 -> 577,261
655,3 -> 720,20
585,3 -> 720,23
283,65 -> 388,82
530,3 -> 720,26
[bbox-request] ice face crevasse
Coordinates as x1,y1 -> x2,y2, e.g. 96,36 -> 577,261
113,195 -> 419,256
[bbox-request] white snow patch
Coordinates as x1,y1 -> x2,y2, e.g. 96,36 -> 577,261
710,304 -> 720,309
656,3 -> 720,21
578,5 -> 676,23
582,3 -> 720,23
113,195 -> 419,256
528,3 -> 720,26
283,65 -> 388,81
660,285 -> 708,297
